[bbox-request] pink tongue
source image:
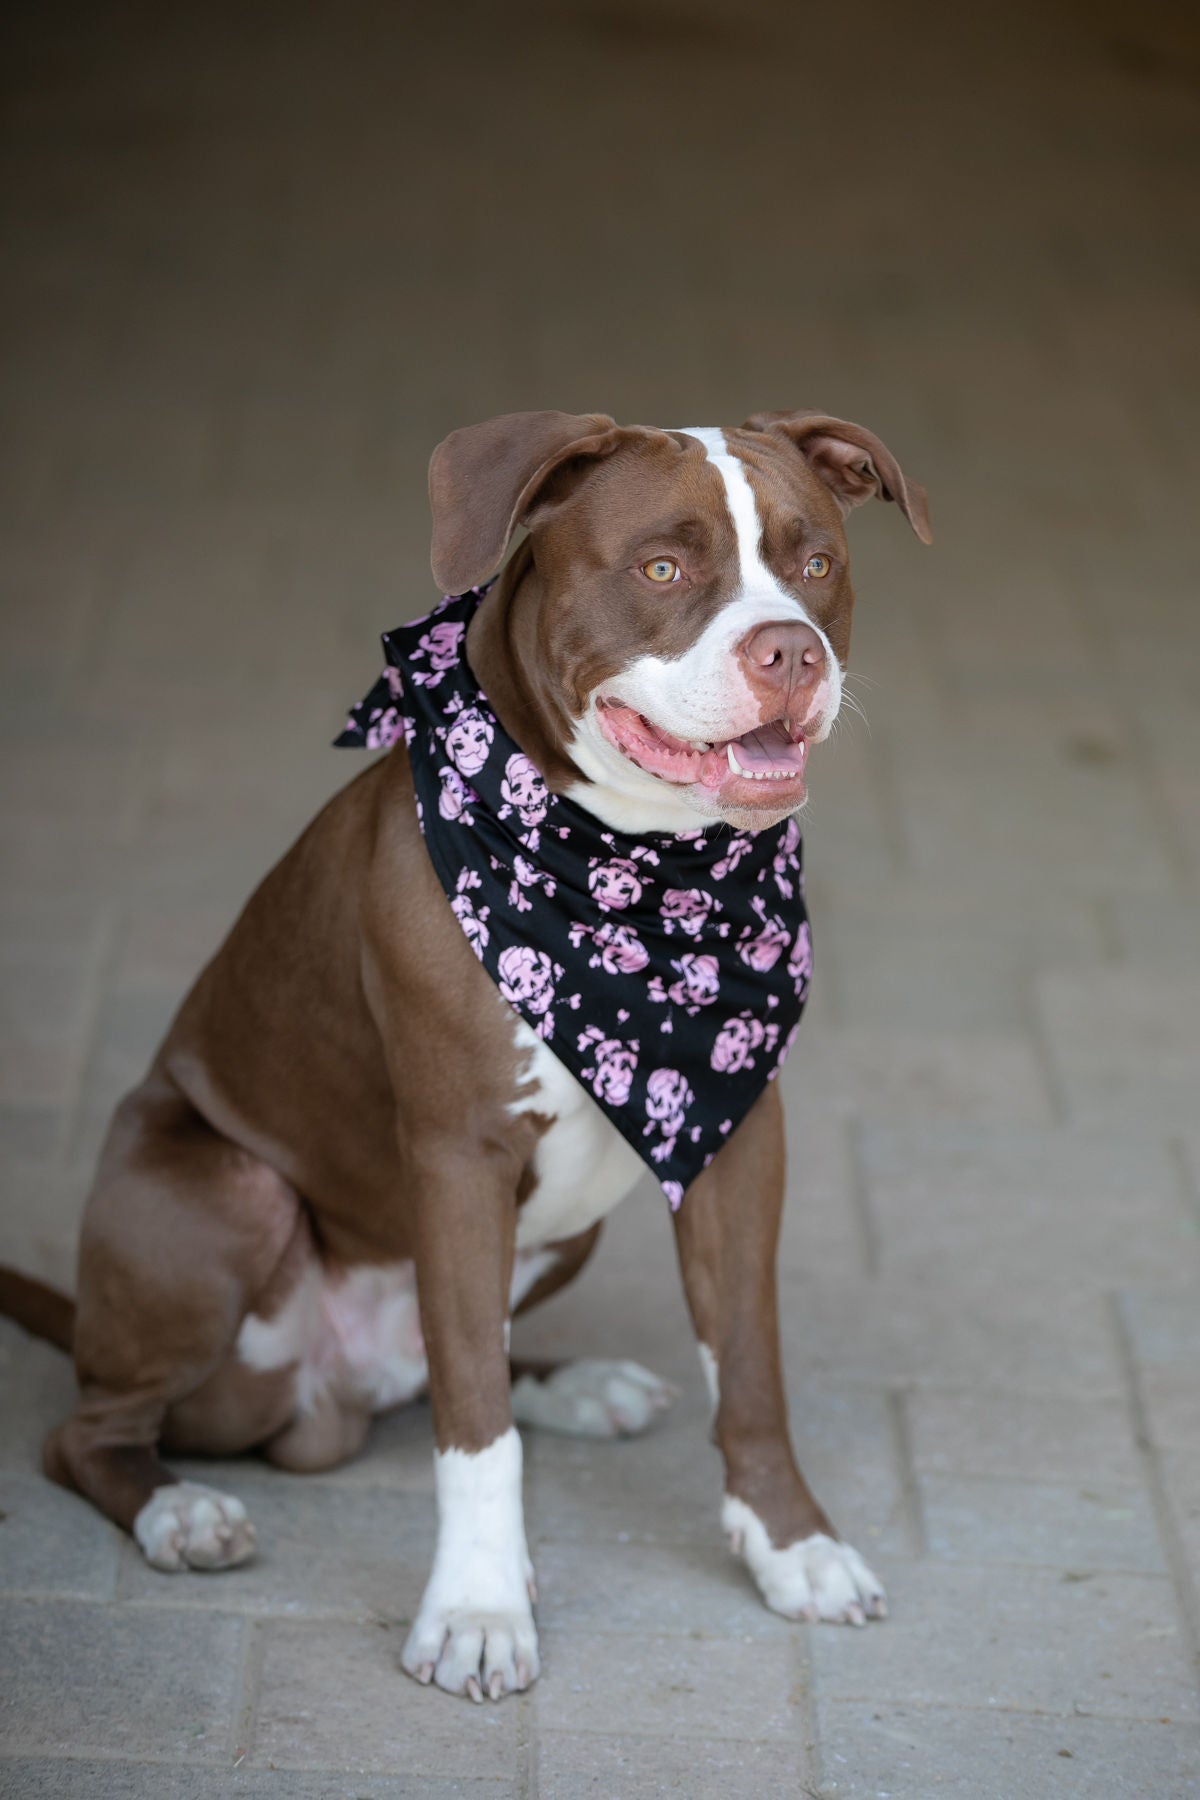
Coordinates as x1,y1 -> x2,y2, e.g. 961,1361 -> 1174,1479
731,721 -> 806,772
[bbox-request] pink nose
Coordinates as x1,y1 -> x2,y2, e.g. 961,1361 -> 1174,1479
738,619 -> 827,693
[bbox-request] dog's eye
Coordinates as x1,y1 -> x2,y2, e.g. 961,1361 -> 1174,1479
641,557 -> 680,583
804,554 -> 832,579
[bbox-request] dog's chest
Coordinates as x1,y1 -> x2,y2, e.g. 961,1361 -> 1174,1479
511,1020 -> 645,1250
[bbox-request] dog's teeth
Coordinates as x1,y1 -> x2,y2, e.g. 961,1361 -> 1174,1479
727,743 -> 744,775
689,740 -> 713,753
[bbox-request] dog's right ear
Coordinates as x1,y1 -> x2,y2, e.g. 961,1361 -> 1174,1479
429,411 -> 627,594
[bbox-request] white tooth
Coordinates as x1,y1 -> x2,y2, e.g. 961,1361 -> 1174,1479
689,740 -> 712,753
784,717 -> 791,735
727,743 -> 744,775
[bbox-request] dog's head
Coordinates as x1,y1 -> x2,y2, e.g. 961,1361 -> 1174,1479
429,410 -> 931,834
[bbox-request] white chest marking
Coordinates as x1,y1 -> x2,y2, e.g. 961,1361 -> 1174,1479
510,1018 -> 644,1249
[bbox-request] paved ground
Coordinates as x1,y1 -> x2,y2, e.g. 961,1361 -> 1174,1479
2,0 -> 1199,1794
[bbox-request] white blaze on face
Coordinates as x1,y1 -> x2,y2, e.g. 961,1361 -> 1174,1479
565,427 -> 842,835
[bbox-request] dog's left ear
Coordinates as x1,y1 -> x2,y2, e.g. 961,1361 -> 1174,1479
429,410 -> 631,593
742,409 -> 933,544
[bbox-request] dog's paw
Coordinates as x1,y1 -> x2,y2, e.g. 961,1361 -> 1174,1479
511,1358 -> 679,1438
722,1497 -> 886,1625
402,1605 -> 540,1701
133,1480 -> 257,1572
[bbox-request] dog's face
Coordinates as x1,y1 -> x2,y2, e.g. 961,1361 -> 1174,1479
430,411 -> 931,834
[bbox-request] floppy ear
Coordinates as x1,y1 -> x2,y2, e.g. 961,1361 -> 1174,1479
742,408 -> 933,544
429,410 -> 631,593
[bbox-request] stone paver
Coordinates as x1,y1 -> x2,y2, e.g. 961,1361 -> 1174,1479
0,1599 -> 245,1762
809,1560 -> 1199,1722
251,1620 -> 521,1780
2,0 -> 1199,1794
816,1706 -> 1200,1800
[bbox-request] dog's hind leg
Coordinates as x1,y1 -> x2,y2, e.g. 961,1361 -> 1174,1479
507,1226 -> 679,1438
43,1069 -> 304,1571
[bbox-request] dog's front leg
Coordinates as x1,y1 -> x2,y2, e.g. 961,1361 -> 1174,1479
399,1139 -> 538,1701
673,1085 -> 887,1626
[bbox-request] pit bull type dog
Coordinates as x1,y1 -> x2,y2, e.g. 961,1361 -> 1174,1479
0,409 -> 930,1702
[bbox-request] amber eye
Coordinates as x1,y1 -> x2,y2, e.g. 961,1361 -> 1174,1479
641,557 -> 680,583
804,553 -> 832,579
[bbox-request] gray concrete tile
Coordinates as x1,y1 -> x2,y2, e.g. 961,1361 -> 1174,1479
0,1598 -> 243,1760
251,1619 -> 520,1778
892,732 -> 1180,899
810,1560 -> 1199,1722
1106,895 -> 1200,974
777,1101 -> 866,1283
816,1703 -> 1200,1799
779,1280 -> 1122,1397
1160,1449 -> 1200,1587
1119,1289 -> 1200,1373
0,1324 -> 78,1474
533,1537 -> 795,1642
858,1124 -> 1200,1291
1036,971 -> 1200,1130
530,1630 -> 808,1742
535,1730 -> 812,1798
524,1418 -> 726,1549
784,1025 -> 1054,1128
821,893 -> 1106,1034
0,904 -> 113,1111
1143,1373 -> 1200,1456
906,1389 -> 1143,1486
0,1762 -> 491,1799
0,1472 -> 120,1599
919,1474 -> 1166,1575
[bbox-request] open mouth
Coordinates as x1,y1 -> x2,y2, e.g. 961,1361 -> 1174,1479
596,698 -> 810,796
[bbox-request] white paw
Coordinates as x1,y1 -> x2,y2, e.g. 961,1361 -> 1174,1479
402,1427 -> 539,1700
133,1480 -> 257,1573
722,1497 -> 886,1625
510,1359 -> 679,1438
402,1603 -> 540,1702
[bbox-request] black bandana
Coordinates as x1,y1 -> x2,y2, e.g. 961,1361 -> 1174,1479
336,587 -> 812,1208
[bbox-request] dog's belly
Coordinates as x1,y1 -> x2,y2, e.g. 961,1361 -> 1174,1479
236,1260 -> 429,1416
235,1031 -> 641,1414
510,1021 -> 645,1251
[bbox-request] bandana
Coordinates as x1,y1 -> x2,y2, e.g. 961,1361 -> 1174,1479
336,587 -> 812,1209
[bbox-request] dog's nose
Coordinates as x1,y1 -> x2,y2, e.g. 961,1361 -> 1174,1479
738,619 -> 827,692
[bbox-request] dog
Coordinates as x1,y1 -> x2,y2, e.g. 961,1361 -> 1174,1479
0,409 -> 930,1702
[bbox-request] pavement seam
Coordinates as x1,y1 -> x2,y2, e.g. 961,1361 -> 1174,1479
885,1386 -> 927,1557
1108,1291 -> 1200,1694
228,1614 -> 265,1767
1167,1135 -> 1200,1234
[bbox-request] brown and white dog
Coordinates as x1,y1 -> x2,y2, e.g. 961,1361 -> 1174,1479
0,409 -> 930,1703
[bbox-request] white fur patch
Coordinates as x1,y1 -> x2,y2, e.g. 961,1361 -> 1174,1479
721,1494 -> 886,1624
697,1343 -> 720,1414
236,1258 -> 429,1415
133,1480 -> 256,1573
510,1018 -> 644,1249
511,1358 -> 678,1437
401,1426 -> 538,1700
563,426 -> 841,835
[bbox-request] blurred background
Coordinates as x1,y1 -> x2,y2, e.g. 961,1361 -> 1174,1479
1,1 -> 1198,1794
